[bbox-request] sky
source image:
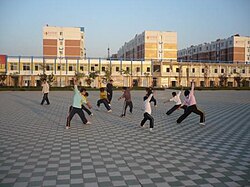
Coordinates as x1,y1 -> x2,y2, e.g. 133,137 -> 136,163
0,0 -> 249,58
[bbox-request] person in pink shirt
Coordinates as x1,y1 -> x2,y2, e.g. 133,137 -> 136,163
176,80 -> 205,125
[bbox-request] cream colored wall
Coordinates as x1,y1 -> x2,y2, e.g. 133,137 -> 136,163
5,57 -> 250,87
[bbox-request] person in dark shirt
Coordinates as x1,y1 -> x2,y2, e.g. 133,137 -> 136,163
118,86 -> 133,117
106,79 -> 114,105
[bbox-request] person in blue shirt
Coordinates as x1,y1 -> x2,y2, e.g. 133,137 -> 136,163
66,79 -> 91,129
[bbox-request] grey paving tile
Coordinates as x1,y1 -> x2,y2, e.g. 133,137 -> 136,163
0,91 -> 249,187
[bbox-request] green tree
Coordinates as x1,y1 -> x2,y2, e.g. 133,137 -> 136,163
85,71 -> 99,87
234,73 -> 242,87
0,73 -> 7,86
218,73 -> 228,87
75,71 -> 85,86
38,73 -> 55,86
102,68 -> 111,84
10,72 -> 19,87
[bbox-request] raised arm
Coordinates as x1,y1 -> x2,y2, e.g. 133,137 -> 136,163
190,80 -> 195,94
73,79 -> 79,93
146,93 -> 153,102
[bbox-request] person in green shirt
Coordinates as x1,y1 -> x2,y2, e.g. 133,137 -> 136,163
66,79 -> 91,129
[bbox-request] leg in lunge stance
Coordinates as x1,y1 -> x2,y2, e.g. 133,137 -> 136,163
166,104 -> 181,115
192,106 -> 205,123
176,107 -> 192,124
141,112 -> 154,128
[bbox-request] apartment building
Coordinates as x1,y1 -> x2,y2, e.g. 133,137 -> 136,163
117,31 -> 177,61
43,26 -> 85,58
2,56 -> 250,88
178,34 -> 250,63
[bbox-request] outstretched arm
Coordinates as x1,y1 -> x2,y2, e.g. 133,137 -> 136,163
190,80 -> 195,94
73,79 -> 79,92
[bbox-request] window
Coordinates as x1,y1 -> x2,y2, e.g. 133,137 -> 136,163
221,69 -> 224,73
80,66 -> 84,71
202,68 -> 204,73
57,65 -> 61,71
10,63 -> 17,70
102,67 -> 106,72
91,66 -> 94,71
136,67 -> 140,72
126,67 -> 130,72
23,63 -> 30,71
46,64 -> 53,71
214,69 -> 218,73
60,32 -> 63,36
192,68 -> 195,73
166,68 -> 170,72
35,65 -> 39,71
233,69 -> 237,73
242,69 -> 245,74
116,67 -> 119,72
69,66 -> 73,71
146,67 -> 150,72
153,65 -> 160,73
176,68 -> 179,73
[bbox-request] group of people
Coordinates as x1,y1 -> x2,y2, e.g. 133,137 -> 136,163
41,78 -> 205,131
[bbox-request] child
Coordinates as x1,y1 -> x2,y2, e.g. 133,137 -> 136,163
68,91 -> 93,116
164,90 -> 187,115
66,79 -> 91,129
176,80 -> 205,125
118,86 -> 133,117
82,92 -> 93,116
140,88 -> 154,131
41,80 -> 50,105
97,87 -> 112,112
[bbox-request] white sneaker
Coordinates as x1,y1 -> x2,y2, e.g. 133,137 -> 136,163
66,126 -> 70,129
90,113 -> 94,116
108,104 -> 111,107
149,128 -> 153,132
108,110 -> 112,113
86,121 -> 92,125
199,122 -> 205,126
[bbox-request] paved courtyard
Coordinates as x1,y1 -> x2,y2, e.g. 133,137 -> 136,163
0,89 -> 250,187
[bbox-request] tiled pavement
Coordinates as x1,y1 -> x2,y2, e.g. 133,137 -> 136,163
0,89 -> 249,187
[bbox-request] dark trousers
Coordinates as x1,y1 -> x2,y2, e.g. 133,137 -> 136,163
141,112 -> 154,128
82,105 -> 92,115
97,99 -> 111,110
166,104 -> 187,115
69,105 -> 92,116
107,93 -> 112,104
177,105 -> 205,124
122,101 -> 133,116
67,107 -> 87,126
150,96 -> 157,106
41,93 -> 50,105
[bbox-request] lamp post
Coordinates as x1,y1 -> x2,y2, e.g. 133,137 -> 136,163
59,48 -> 63,87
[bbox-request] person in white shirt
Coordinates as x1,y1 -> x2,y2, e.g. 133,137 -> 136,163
41,80 -> 50,105
140,88 -> 154,131
164,90 -> 187,115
